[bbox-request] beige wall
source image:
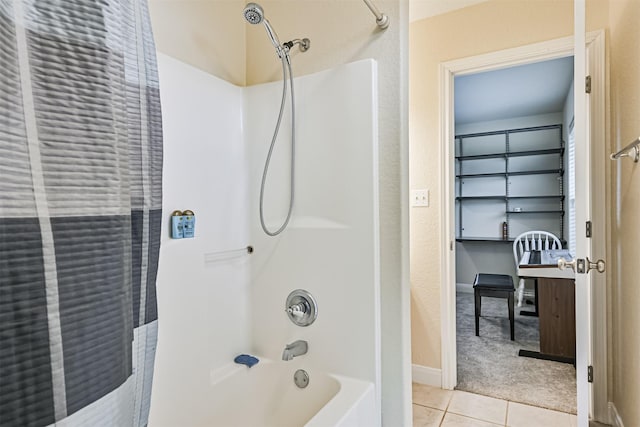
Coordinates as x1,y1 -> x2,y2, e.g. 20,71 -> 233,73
608,0 -> 640,424
411,1 -> 640,424
409,0 -> 608,369
245,1 -> 397,84
149,0 -> 246,85
150,0 -> 411,424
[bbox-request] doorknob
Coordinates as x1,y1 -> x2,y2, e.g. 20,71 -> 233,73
586,257 -> 606,273
558,257 -> 605,274
557,257 -> 577,271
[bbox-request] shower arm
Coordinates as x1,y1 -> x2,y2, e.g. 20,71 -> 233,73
283,38 -> 311,53
362,0 -> 389,29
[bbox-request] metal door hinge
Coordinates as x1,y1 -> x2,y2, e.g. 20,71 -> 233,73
586,221 -> 592,238
586,75 -> 592,94
588,365 -> 594,383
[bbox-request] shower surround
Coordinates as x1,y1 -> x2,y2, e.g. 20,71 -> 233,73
150,55 -> 381,426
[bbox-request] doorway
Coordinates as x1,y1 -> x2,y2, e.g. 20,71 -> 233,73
453,56 -> 576,414
438,32 -> 608,423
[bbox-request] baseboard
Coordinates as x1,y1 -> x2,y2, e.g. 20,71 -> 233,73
412,364 -> 442,388
609,402 -> 624,427
456,283 -> 473,294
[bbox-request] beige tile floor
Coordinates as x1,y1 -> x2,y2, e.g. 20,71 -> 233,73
412,383 -> 579,427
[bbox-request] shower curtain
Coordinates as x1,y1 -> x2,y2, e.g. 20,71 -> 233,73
0,1 -> 162,426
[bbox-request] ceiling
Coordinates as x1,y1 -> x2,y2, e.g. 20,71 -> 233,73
409,0 -> 489,22
454,56 -> 575,125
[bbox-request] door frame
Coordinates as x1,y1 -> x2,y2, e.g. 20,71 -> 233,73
439,31 -> 607,420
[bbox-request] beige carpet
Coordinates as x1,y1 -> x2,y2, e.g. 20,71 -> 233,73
456,291 -> 577,414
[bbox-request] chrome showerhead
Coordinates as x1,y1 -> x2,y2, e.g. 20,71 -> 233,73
243,2 -> 310,59
243,3 -> 283,57
243,3 -> 264,25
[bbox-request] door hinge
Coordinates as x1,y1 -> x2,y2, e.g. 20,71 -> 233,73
588,365 -> 594,383
585,75 -> 592,94
586,221 -> 592,238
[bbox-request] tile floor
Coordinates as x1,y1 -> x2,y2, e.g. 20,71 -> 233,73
413,383 -> 579,427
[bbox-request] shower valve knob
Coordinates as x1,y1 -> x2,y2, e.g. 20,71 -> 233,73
285,290 -> 318,327
286,303 -> 307,317
288,309 -> 304,318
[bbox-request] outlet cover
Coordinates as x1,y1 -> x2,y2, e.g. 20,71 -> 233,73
411,189 -> 429,207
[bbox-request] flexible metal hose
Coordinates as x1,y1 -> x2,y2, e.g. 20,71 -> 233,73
259,52 -> 295,236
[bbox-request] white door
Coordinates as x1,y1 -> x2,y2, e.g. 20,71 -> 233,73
564,3 -> 607,425
572,23 -> 592,423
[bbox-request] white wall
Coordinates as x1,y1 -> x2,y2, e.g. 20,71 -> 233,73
149,54 -> 250,427
246,60 -> 382,421
149,56 -> 381,425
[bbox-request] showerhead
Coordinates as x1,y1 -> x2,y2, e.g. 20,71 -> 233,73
243,3 -> 264,25
243,3 -> 283,57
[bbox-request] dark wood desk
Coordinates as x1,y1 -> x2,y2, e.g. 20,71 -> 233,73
518,250 -> 576,364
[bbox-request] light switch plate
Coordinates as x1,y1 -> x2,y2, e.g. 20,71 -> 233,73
411,189 -> 429,207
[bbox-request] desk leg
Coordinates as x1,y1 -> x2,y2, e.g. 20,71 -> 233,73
519,280 -> 539,317
518,349 -> 574,365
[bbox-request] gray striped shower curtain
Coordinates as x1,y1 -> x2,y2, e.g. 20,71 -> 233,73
0,1 -> 162,426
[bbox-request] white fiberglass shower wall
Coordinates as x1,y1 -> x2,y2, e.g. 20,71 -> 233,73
151,55 -> 381,425
151,54 -> 251,426
246,59 -> 381,409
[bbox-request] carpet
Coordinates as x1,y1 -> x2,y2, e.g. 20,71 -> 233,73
456,291 -> 577,414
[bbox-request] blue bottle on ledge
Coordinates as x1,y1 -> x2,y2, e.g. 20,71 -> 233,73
171,210 -> 184,239
182,210 -> 195,238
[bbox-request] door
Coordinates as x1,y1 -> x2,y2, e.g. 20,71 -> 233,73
558,4 -> 607,425
572,17 -> 592,421
440,30 -> 608,423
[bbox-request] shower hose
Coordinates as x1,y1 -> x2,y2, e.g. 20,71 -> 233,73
259,52 -> 295,236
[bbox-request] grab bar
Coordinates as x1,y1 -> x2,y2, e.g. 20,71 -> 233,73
610,136 -> 640,162
362,0 -> 389,29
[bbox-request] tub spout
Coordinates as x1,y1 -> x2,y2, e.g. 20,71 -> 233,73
282,340 -> 308,361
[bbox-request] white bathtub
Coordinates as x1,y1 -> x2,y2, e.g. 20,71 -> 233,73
208,359 -> 377,427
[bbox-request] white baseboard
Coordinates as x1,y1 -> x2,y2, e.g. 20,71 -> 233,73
609,402 -> 624,427
412,364 -> 442,388
456,283 -> 473,294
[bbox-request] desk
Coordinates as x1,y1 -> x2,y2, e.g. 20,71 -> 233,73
518,250 -> 576,364
518,249 -> 575,279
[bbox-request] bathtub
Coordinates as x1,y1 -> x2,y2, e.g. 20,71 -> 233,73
208,359 -> 377,427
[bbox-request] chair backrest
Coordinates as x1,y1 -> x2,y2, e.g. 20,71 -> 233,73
512,230 -> 562,267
